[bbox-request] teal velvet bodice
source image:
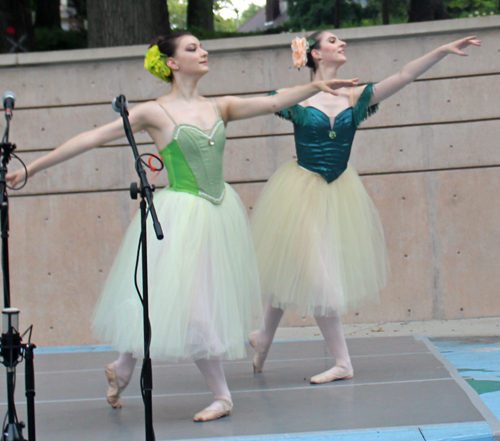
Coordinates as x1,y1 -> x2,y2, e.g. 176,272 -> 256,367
272,83 -> 378,183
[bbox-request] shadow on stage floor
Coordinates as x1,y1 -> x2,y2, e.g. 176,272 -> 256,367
0,336 -> 498,441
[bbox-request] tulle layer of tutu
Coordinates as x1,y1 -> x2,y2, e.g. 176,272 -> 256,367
92,184 -> 262,361
251,161 -> 389,317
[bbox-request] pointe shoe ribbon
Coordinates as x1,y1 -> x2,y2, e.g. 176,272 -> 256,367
105,363 -> 130,408
310,365 -> 354,384
249,331 -> 269,373
193,399 -> 233,422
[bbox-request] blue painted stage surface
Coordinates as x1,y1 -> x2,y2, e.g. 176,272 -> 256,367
431,337 -> 500,441
1,335 -> 499,441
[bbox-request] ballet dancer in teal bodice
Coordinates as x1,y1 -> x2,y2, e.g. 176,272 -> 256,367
249,32 -> 481,383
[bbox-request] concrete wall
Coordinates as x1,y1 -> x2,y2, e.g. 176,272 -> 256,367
0,16 -> 499,346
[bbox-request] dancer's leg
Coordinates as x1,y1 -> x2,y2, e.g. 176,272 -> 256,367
249,300 -> 284,372
311,313 -> 353,384
193,357 -> 233,422
105,352 -> 137,408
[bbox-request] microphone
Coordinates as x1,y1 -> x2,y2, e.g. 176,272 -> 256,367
3,91 -> 16,118
1,308 -> 21,370
112,95 -> 128,113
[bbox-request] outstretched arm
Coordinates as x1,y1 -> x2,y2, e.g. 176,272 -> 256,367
369,36 -> 481,105
218,78 -> 359,122
6,102 -> 154,187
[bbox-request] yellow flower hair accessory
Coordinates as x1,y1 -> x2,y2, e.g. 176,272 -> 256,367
144,45 -> 171,83
291,37 -> 309,69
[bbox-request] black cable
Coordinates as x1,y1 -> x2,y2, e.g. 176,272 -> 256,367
135,153 -> 164,175
6,153 -> 28,191
135,207 -> 153,406
21,325 -> 33,341
134,235 -> 144,306
133,205 -> 152,306
2,411 -> 8,435
13,373 -> 18,424
131,191 -> 154,406
2,122 -> 9,144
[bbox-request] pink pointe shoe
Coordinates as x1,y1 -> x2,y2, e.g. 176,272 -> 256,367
105,363 -> 130,408
249,331 -> 269,373
193,399 -> 233,422
310,365 -> 354,384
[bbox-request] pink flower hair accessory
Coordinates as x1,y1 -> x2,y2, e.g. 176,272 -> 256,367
291,37 -> 309,69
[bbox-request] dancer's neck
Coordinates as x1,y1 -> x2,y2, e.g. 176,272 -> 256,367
169,75 -> 202,102
313,65 -> 339,81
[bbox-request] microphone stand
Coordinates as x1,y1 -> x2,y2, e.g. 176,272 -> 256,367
0,102 -> 36,441
114,95 -> 163,441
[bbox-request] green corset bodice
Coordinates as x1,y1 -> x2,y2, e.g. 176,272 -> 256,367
159,119 -> 226,204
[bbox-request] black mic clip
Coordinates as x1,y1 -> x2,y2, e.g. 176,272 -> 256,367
112,95 -> 129,114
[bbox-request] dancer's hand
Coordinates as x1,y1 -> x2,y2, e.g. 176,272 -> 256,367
6,168 -> 28,188
314,78 -> 359,96
440,36 -> 482,56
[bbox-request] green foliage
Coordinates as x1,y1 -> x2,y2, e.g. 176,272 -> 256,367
168,0 -> 237,32
168,0 -> 188,29
286,0 -> 380,30
30,0 -> 500,52
446,0 -> 498,17
285,0 -> 498,30
367,0 -> 409,19
214,0 -> 233,12
34,28 -> 87,51
215,14 -> 237,31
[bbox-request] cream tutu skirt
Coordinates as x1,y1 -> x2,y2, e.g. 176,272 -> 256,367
251,161 -> 389,317
92,184 -> 262,361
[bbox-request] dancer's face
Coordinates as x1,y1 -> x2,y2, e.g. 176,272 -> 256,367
314,32 -> 347,67
168,35 -> 209,78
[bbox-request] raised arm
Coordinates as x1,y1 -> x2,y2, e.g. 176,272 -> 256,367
6,102 -> 154,187
369,36 -> 481,105
217,78 -> 358,122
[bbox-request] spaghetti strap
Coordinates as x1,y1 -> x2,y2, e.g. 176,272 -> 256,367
157,102 -> 178,125
211,99 -> 221,118
349,88 -> 355,108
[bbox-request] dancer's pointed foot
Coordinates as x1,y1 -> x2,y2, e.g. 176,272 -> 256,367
193,399 -> 233,422
105,363 -> 130,408
310,365 -> 354,384
249,331 -> 269,373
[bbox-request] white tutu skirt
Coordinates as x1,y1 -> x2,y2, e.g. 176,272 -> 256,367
251,161 -> 389,317
92,184 -> 262,361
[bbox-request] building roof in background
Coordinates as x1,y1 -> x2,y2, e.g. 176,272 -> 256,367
237,1 -> 289,33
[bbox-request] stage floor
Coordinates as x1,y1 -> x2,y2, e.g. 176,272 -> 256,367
1,336 -> 498,441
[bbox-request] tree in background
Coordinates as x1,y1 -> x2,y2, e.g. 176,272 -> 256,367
0,0 -> 34,52
87,0 -> 170,47
4,0 -> 498,53
35,0 -> 61,28
69,0 -> 87,29
266,0 -> 280,23
366,0 -> 408,24
446,0 -> 498,17
408,0 -> 449,21
170,0 -> 187,29
187,0 -> 214,32
151,0 -> 171,36
381,0 -> 389,23
286,0 -> 369,30
334,0 -> 341,28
